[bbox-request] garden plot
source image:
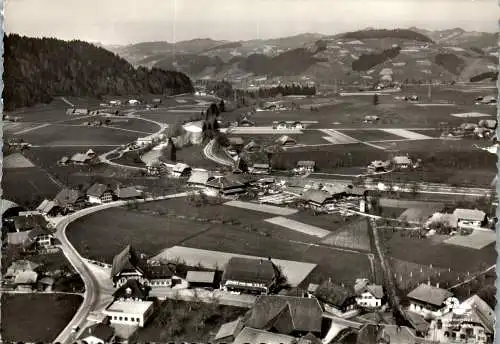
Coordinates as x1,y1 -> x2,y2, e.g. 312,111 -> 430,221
3,153 -> 35,169
321,219 -> 371,251
379,198 -> 444,210
153,246 -> 317,287
444,230 -> 496,250
319,129 -> 359,144
264,217 -> 331,238
224,200 -> 298,216
336,130 -> 403,142
379,128 -> 432,140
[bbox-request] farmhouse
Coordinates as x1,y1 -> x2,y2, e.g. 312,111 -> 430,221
239,117 -> 255,127
275,135 -> 297,147
406,283 -> 453,317
301,189 -> 337,211
205,175 -> 248,196
244,295 -> 323,336
115,186 -> 143,200
14,270 -> 39,291
452,209 -> 487,229
113,279 -> 149,301
292,121 -> 304,129
233,327 -> 296,344
187,170 -> 217,188
136,136 -> 153,147
36,199 -> 58,216
54,188 -> 86,213
354,278 -> 384,309
70,153 -> 93,165
79,323 -> 115,344
171,163 -> 192,177
221,257 -> 279,295
314,279 -> 357,314
274,121 -> 289,130
13,213 -> 49,232
392,155 -> 412,169
186,270 -> 217,289
86,183 -> 116,204
296,160 -> 316,173
249,163 -> 271,175
74,108 -> 89,115
103,299 -> 154,327
244,140 -> 261,152
27,226 -> 55,249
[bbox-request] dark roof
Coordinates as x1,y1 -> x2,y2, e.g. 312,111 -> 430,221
186,270 -> 216,284
86,183 -> 113,198
357,324 -> 381,344
27,226 -> 54,240
36,199 -> 56,213
302,189 -> 334,205
13,214 -> 48,231
206,175 -> 246,190
54,189 -> 84,207
81,323 -> 114,341
116,186 -> 143,199
406,284 -> 452,307
113,279 -> 149,300
297,160 -> 315,167
214,318 -> 245,341
315,280 -> 355,307
246,295 -> 323,334
110,245 -> 146,278
145,263 -> 174,279
222,257 -> 277,285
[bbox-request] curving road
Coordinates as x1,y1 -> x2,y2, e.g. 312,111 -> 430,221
203,139 -> 234,166
53,193 -> 188,344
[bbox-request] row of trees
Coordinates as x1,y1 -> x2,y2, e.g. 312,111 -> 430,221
3,34 -> 194,110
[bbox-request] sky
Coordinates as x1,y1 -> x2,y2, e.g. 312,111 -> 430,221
5,0 -> 499,45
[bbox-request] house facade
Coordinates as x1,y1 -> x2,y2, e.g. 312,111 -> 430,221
393,156 -> 412,169
103,300 -> 154,327
249,163 -> 271,175
86,183 -> 116,204
406,283 -> 453,317
221,257 -> 278,295
355,286 -> 384,308
452,209 -> 487,229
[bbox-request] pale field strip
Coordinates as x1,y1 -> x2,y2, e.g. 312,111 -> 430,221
153,246 -> 317,287
321,228 -> 371,251
413,103 -> 456,107
379,128 -> 432,140
224,200 -> 298,216
319,129 -> 359,144
444,230 -> 496,250
265,216 -> 331,238
221,127 -> 303,134
14,123 -> 51,135
166,109 -> 204,113
3,153 -> 35,168
450,112 -> 492,118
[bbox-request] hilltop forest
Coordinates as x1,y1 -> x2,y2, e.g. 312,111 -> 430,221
3,34 -> 194,111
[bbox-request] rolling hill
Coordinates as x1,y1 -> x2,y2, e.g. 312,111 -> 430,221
104,28 -> 498,84
3,34 -> 194,111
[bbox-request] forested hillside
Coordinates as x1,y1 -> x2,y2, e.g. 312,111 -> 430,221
3,34 -> 194,111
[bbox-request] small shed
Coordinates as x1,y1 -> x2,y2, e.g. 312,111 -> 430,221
186,270 -> 217,289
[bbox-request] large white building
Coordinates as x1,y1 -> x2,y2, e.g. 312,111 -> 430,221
452,209 -> 487,229
102,300 -> 154,327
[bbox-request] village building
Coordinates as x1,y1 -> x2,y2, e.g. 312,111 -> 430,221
79,323 -> 115,344
274,121 -> 289,130
406,283 -> 453,317
58,156 -> 70,165
292,121 -> 304,129
238,117 -> 255,127
426,295 -> 494,344
86,183 -> 116,204
37,276 -> 55,292
7,231 -> 31,246
275,135 -> 297,147
171,163 -> 192,178
363,115 -> 380,123
136,136 -> 153,147
113,279 -> 149,301
36,199 -> 58,216
187,170 -> 217,188
205,175 -> 248,197
13,213 -> 49,233
452,209 -> 487,229
295,160 -> 316,173
102,299 -> 154,327
186,270 -> 217,289
54,188 -> 86,214
213,318 -> 245,344
233,327 -> 297,344
221,257 -> 279,295
74,108 -> 89,115
27,226 -> 55,249
14,270 -> 39,291
368,160 -> 391,173
227,137 -> 245,155
314,279 -> 357,314
244,295 -> 323,336
354,278 -> 385,309
392,155 -> 413,169
128,99 -> 140,105
70,152 -> 93,165
243,140 -> 261,152
115,186 -> 144,200
249,163 -> 272,175
301,189 -> 340,211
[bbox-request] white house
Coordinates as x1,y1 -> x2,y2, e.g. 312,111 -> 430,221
171,163 -> 191,178
128,99 -> 140,105
392,156 -> 412,169
102,300 -> 154,327
79,323 -> 115,344
136,136 -> 153,147
452,209 -> 487,229
86,183 -> 116,204
354,279 -> 384,308
406,283 -> 453,318
109,100 -> 122,106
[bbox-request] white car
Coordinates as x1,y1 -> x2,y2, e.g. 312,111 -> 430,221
71,326 -> 80,333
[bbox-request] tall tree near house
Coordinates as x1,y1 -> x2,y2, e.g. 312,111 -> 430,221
219,99 -> 225,112
373,93 -> 379,106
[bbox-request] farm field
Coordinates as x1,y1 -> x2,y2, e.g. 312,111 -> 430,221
57,116 -> 160,134
335,129 -> 404,142
228,130 -> 329,147
140,109 -> 203,125
1,293 -> 83,343
444,230 -> 496,250
18,124 -> 140,146
175,145 -> 222,170
321,219 -> 372,251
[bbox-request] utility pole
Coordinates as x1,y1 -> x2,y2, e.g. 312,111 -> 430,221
428,82 -> 432,101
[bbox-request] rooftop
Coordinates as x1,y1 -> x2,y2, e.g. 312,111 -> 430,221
222,257 -> 276,285
186,270 -> 216,284
86,183 -> 113,198
452,208 -> 486,221
105,300 -> 154,315
81,323 -> 114,341
233,327 -> 296,344
406,283 -> 453,307
214,318 -> 245,341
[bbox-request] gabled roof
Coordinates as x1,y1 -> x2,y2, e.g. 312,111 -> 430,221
360,284 -> 384,299
7,231 -> 30,245
452,208 -> 486,221
70,153 -> 90,163
233,327 -> 296,344
7,260 -> 41,274
54,188 -> 84,207
186,270 -> 216,284
13,214 -> 48,231
86,183 -> 114,198
27,226 -> 54,240
187,170 -> 214,185
81,323 -> 114,342
406,284 -> 453,307
222,257 -> 276,285
172,163 -> 191,173
206,175 -> 246,190
113,279 -> 149,300
145,263 -> 174,279
302,189 -> 334,205
458,294 -> 495,334
275,135 -> 296,145
214,318 -> 245,341
116,186 -> 143,199
315,279 -> 355,308
239,117 -> 255,126
393,156 -> 412,165
246,295 -> 323,334
111,245 -> 146,278
244,140 -> 260,151
36,199 -> 56,214
14,270 -> 38,284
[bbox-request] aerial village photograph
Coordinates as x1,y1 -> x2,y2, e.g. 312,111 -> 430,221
0,0 -> 498,343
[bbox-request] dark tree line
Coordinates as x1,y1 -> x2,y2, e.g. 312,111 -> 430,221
352,46 -> 402,72
3,34 -> 194,110
341,29 -> 433,43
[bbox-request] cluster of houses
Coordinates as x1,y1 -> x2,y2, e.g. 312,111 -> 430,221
4,211 -> 57,252
443,119 -> 497,140
58,149 -> 99,166
367,154 -> 420,173
272,120 -> 305,130
424,208 -> 489,231
2,259 -> 57,292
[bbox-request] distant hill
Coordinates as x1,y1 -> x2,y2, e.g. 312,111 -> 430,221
3,34 -> 194,111
106,28 -> 497,84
